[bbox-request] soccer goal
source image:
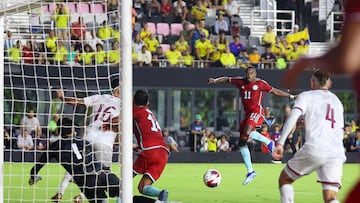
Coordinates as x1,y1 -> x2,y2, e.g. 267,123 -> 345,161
1,0 -> 133,202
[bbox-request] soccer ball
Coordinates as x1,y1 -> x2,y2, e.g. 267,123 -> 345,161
203,169 -> 221,188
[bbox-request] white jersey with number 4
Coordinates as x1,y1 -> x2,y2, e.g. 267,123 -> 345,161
83,94 -> 120,147
294,90 -> 345,159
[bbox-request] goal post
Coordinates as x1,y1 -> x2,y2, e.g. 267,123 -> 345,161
1,0 -> 133,202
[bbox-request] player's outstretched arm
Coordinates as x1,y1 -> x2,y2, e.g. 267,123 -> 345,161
57,89 -> 85,105
271,88 -> 295,99
208,77 -> 231,84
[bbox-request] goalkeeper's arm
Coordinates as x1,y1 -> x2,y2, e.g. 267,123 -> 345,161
56,89 -> 85,105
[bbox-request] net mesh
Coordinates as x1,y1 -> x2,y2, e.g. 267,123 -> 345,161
3,0 -> 122,202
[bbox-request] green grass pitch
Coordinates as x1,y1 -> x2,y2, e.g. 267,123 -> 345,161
4,163 -> 359,203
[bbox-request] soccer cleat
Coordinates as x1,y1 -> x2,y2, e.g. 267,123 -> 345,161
242,171 -> 256,185
267,140 -> 275,154
158,189 -> 169,203
51,193 -> 62,202
28,175 -> 42,185
73,194 -> 83,203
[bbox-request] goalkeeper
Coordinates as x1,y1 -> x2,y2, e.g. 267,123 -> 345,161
29,117 -> 120,203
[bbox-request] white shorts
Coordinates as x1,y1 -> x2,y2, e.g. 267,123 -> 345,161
285,149 -> 345,189
93,142 -> 113,168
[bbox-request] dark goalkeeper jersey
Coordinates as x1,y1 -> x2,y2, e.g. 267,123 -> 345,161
30,137 -> 96,187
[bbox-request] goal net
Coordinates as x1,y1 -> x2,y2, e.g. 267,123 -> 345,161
1,0 -> 133,202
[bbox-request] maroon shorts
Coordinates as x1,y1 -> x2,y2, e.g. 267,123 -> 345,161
133,147 -> 169,182
239,112 -> 264,140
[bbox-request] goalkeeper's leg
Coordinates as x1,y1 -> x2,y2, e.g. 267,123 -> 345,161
51,172 -> 73,202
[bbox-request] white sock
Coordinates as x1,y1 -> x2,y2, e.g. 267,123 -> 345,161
58,172 -> 72,195
280,184 -> 294,203
329,200 -> 340,203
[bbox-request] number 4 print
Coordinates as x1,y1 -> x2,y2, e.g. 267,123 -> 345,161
325,103 -> 335,128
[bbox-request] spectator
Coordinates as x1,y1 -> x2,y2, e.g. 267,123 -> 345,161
35,42 -> 46,64
287,24 -> 299,35
78,44 -> 94,65
165,43 -> 183,67
95,43 -> 106,65
20,110 -> 42,137
162,128 -> 179,152
229,35 -> 243,57
17,129 -> 34,151
70,16 -> 86,51
223,0 -> 240,18
109,10 -> 120,30
175,35 -> 189,55
195,33 -> 212,67
160,0 -> 172,16
152,46 -> 166,66
217,134 -> 231,152
281,38 -> 293,58
260,46 -> 276,69
133,0 -> 146,20
52,3 -> 70,41
189,114 -> 205,152
144,33 -> 160,53
4,30 -> 15,52
209,40 -> 222,67
262,25 -> 276,47
350,129 -> 360,152
107,0 -> 119,11
350,120 -> 359,133
4,127 -> 11,149
34,132 -> 47,151
220,46 -> 236,68
180,21 -> 193,42
217,31 -> 229,52
248,47 -> 260,69
260,124 -> 271,153
48,114 -> 60,136
139,23 -> 153,41
46,30 -> 58,54
214,13 -> 229,35
173,0 -> 188,22
238,49 -> 250,68
53,41 -> 68,65
282,104 -> 298,154
98,21 -> 114,42
286,42 -> 303,62
230,21 -> 241,36
298,38 -> 309,55
200,129 -> 210,152
22,40 -> 34,64
343,124 -> 353,152
86,30 -> 103,51
147,0 -> 161,17
271,36 -> 286,58
199,20 -> 210,38
133,32 -> 145,54
108,42 -> 120,64
190,21 -> 202,49
263,107 -> 276,130
207,132 -> 217,152
190,0 -> 208,21
67,43 -> 78,65
137,45 -> 153,67
271,123 -> 282,163
182,48 -> 194,67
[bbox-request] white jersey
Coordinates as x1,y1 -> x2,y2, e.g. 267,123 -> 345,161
294,90 -> 345,159
83,94 -> 120,147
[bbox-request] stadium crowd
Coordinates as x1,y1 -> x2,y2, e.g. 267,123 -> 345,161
4,0 -> 310,69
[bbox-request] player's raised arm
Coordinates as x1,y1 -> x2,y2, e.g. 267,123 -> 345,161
271,88 -> 296,100
57,89 -> 85,105
208,77 -> 231,84
272,108 -> 302,160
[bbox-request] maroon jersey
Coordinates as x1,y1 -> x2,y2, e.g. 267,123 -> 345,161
133,106 -> 168,152
230,77 -> 273,115
345,0 -> 360,15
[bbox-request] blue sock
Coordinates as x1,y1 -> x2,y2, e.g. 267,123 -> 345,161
249,131 -> 271,145
116,198 -> 121,203
143,185 -> 161,197
240,146 -> 254,173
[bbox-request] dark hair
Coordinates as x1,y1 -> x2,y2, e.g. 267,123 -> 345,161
111,78 -> 119,90
134,90 -> 149,106
312,70 -> 330,87
57,117 -> 73,138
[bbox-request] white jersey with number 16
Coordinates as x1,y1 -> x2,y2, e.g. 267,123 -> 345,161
83,94 -> 120,145
294,90 -> 345,159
